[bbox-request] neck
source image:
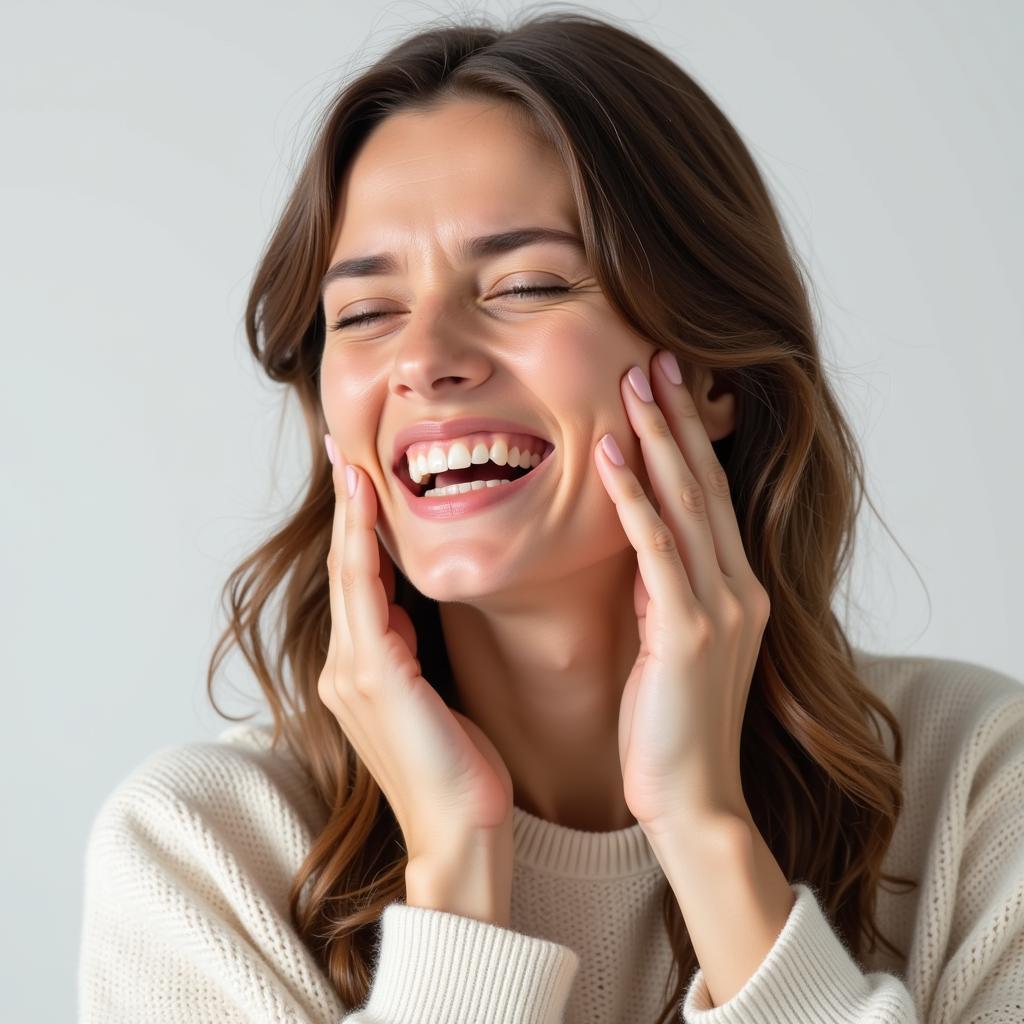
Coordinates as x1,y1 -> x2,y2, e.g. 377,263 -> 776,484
439,547 -> 641,833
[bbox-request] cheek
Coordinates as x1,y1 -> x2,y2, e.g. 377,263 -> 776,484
524,322 -> 617,407
320,351 -> 382,449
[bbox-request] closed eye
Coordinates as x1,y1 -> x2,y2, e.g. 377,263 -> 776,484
328,285 -> 570,331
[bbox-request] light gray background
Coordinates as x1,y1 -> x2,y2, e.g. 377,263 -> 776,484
3,0 -> 1021,1016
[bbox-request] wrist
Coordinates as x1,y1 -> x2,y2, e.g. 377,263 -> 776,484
643,809 -> 754,876
405,829 -> 513,927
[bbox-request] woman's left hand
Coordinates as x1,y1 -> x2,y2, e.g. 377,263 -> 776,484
594,350 -> 772,841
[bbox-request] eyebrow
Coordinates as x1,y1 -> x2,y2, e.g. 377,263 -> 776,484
319,227 -> 586,297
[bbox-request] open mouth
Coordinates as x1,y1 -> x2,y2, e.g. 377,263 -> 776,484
394,441 -> 556,499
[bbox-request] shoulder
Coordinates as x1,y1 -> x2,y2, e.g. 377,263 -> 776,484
851,647 -> 1024,834
85,720 -> 325,896
852,645 -> 1024,753
80,725 -> 347,1022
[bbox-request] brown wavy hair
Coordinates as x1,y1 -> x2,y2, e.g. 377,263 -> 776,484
206,6 -> 919,1020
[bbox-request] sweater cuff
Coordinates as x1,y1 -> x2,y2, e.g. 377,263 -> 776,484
361,903 -> 580,1024
681,882 -> 879,1023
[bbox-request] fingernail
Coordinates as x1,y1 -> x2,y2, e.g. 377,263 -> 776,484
324,434 -> 338,466
657,350 -> 683,385
346,465 -> 358,497
599,432 -> 625,466
627,366 -> 654,402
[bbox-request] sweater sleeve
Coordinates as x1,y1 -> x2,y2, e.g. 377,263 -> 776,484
355,903 -> 579,1023
681,882 -> 919,1022
77,739 -> 580,1023
679,678 -> 1024,1024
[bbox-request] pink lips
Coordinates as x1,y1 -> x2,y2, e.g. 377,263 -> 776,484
390,416 -> 552,472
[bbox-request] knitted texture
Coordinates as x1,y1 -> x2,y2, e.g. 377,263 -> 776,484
77,649 -> 1024,1022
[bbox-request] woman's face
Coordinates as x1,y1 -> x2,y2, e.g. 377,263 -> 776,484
320,98 -> 658,602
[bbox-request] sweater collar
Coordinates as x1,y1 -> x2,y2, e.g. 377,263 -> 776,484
511,803 -> 662,878
229,720 -> 664,879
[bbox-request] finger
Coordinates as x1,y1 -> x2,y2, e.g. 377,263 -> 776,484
380,534 -> 397,604
649,351 -> 753,583
324,451 -> 393,783
619,566 -> 649,766
324,443 -> 413,661
622,364 -> 725,606
338,463 -> 395,685
594,431 -> 701,629
323,436 -> 352,666
327,432 -> 397,605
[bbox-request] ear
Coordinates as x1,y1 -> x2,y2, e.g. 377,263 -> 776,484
691,366 -> 737,443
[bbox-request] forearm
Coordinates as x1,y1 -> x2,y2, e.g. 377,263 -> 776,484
648,812 -> 795,1008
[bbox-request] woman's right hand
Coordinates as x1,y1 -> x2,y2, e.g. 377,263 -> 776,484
317,435 -> 514,875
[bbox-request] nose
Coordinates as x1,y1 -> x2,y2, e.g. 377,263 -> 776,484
388,299 -> 494,399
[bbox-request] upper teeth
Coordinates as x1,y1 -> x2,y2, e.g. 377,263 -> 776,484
405,434 -> 546,485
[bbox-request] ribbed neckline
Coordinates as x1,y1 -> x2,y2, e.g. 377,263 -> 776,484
222,721 -> 662,877
511,803 -> 661,878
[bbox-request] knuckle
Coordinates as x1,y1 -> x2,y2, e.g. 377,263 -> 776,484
650,521 -> 679,559
679,400 -> 702,422
621,474 -> 648,503
751,583 -> 772,622
689,611 -> 715,647
352,670 -> 376,698
648,415 -> 674,441
340,563 -> 359,599
704,460 -> 731,499
679,480 -> 707,516
317,671 -> 338,710
719,592 -> 745,630
735,575 -> 771,623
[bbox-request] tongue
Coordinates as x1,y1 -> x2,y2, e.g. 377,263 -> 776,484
435,462 -> 527,488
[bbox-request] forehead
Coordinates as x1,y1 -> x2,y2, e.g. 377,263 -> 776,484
331,99 -> 577,254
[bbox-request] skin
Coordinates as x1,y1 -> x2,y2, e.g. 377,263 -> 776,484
320,97 -> 737,833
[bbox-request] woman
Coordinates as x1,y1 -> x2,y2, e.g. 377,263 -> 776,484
78,10 -> 1024,1023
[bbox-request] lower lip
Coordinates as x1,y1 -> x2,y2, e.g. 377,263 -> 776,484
397,450 -> 555,520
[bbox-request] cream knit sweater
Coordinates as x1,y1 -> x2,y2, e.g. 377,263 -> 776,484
77,648 -> 1024,1023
